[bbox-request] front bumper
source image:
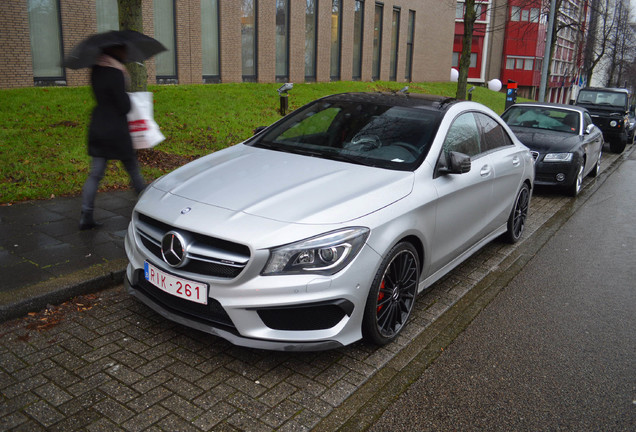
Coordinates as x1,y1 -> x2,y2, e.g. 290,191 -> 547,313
124,222 -> 381,351
532,158 -> 580,188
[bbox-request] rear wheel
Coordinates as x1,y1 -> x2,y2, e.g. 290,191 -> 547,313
503,183 -> 530,244
362,242 -> 420,346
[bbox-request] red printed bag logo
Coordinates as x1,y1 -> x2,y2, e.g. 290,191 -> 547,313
129,119 -> 149,133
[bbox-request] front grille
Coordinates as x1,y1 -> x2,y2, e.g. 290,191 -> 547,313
135,212 -> 251,279
134,269 -> 236,330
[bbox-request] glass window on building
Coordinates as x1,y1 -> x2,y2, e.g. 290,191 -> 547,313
455,3 -> 464,19
521,9 -> 529,21
405,10 -> 415,81
474,4 -> 482,20
28,0 -> 64,81
330,0 -> 342,80
524,59 -> 534,70
511,6 -> 520,21
506,58 -> 515,69
530,8 -> 539,23
154,0 -> 177,79
372,3 -> 383,81
201,0 -> 220,82
96,0 -> 119,32
241,0 -> 257,81
276,0 -> 289,81
516,58 -> 524,69
305,0 -> 317,80
352,0 -> 364,80
470,53 -> 477,68
452,52 -> 460,68
389,7 -> 400,81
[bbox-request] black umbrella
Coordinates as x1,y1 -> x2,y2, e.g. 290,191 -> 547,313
64,30 -> 167,69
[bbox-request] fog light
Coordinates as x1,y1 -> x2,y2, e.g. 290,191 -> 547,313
610,120 -> 617,127
556,173 -> 566,182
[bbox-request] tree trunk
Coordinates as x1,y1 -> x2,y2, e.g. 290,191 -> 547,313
456,0 -> 476,100
118,0 -> 147,91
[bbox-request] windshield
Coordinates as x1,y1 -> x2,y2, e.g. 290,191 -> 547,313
577,90 -> 627,109
250,99 -> 441,170
501,106 -> 580,134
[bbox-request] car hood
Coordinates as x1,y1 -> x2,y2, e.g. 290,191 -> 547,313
509,127 -> 579,153
151,144 -> 414,225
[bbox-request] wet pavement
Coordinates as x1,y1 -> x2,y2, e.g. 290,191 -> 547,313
0,146 -> 632,431
0,191 -> 136,322
369,150 -> 636,431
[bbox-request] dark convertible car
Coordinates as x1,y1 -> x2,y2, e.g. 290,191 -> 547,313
501,102 -> 603,196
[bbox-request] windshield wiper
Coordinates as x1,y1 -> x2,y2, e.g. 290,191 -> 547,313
321,152 -> 374,166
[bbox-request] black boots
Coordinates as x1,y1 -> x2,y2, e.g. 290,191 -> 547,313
79,211 -> 102,230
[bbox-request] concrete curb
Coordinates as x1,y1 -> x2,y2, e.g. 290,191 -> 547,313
0,259 -> 127,323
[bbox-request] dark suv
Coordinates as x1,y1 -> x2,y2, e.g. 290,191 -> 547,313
575,87 -> 631,153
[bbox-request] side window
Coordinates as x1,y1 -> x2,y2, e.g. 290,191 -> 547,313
583,112 -> 593,130
476,113 -> 513,152
442,113 -> 481,157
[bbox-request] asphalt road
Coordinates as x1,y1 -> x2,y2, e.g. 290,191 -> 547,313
370,155 -> 636,431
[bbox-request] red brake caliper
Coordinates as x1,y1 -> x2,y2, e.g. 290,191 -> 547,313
377,280 -> 385,313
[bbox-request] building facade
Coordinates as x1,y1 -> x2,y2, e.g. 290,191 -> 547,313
0,0 -> 456,89
453,0 -> 590,103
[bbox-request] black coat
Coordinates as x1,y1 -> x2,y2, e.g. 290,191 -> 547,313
87,65 -> 134,160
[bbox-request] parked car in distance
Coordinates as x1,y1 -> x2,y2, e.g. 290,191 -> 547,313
501,102 -> 603,197
574,87 -> 630,153
124,92 -> 534,351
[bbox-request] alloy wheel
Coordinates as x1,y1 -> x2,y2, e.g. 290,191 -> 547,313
376,249 -> 418,338
511,186 -> 529,240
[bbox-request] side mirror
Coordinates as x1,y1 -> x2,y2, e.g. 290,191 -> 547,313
437,151 -> 472,176
585,124 -> 595,135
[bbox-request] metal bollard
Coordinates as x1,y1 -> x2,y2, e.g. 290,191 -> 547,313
277,83 -> 293,116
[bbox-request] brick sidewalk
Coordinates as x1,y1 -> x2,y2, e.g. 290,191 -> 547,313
0,149 -> 628,431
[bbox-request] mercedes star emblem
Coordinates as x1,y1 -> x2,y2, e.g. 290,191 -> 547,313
161,231 -> 188,267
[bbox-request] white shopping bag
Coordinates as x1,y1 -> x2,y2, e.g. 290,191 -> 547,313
127,91 -> 165,149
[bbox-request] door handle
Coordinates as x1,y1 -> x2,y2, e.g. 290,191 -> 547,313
512,156 -> 520,166
480,165 -> 491,177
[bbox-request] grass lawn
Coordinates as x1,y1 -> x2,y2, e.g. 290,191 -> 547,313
0,81 -> 510,204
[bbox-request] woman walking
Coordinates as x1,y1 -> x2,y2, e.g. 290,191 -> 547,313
80,45 -> 145,230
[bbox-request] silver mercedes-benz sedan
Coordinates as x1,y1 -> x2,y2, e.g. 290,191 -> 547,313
124,92 -> 534,351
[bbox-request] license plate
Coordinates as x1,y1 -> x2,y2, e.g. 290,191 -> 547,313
144,261 -> 208,305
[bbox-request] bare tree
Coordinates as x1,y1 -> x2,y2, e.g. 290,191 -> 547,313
456,0 -> 476,99
582,0 -> 626,86
603,0 -> 636,87
117,0 -> 147,91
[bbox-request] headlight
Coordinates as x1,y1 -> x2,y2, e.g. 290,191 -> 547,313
543,153 -> 573,162
262,227 -> 370,276
610,120 -> 618,127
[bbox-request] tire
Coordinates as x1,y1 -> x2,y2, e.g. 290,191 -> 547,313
362,242 -> 420,346
588,149 -> 601,178
568,160 -> 585,197
503,183 -> 530,244
609,136 -> 626,153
